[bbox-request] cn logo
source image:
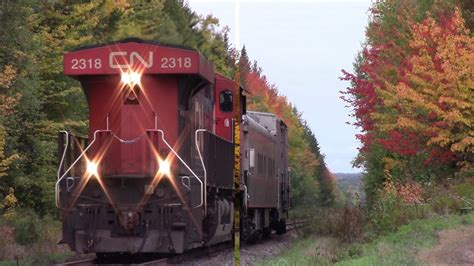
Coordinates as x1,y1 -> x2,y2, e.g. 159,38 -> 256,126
109,51 -> 154,69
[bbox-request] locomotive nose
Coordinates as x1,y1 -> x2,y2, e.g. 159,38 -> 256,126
118,211 -> 139,231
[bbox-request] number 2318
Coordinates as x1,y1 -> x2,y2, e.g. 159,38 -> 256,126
161,57 -> 192,69
71,58 -> 102,70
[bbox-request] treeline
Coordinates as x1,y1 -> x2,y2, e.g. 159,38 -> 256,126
0,0 -> 336,215
239,47 -> 338,208
342,0 -> 473,206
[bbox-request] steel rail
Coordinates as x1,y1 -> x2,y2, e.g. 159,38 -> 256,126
54,257 -> 95,266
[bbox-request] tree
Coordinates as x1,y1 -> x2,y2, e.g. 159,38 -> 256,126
239,46 -> 251,87
341,1 -> 473,203
0,0 -> 44,211
0,66 -> 19,179
377,8 -> 473,174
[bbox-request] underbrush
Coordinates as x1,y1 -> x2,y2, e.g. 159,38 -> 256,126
262,211 -> 474,265
260,236 -> 341,265
336,212 -> 474,265
304,207 -> 365,243
366,178 -> 473,236
0,209 -> 72,265
263,179 -> 474,265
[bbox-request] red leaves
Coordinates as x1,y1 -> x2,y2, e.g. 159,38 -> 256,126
423,148 -> 457,167
341,5 -> 473,175
377,130 -> 421,156
246,71 -> 294,127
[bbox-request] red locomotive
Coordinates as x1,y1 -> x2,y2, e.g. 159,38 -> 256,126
56,38 -> 289,255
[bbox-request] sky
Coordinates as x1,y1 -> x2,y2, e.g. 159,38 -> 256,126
188,0 -> 372,173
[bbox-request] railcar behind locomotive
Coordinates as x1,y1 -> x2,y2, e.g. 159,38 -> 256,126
56,38 -> 289,255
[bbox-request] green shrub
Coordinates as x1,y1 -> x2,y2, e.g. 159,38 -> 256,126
11,213 -> 39,245
0,209 -> 70,263
346,243 -> 363,258
424,179 -> 474,215
431,193 -> 462,215
336,213 -> 474,266
453,179 -> 474,208
306,207 -> 365,243
368,193 -> 432,234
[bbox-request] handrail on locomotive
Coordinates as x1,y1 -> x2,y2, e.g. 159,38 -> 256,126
56,117 -> 207,212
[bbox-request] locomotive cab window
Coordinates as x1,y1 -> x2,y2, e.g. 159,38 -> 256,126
219,91 -> 233,112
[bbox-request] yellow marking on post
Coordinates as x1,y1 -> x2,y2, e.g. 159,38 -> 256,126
233,66 -> 241,265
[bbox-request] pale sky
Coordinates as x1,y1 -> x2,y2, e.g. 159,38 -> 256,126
187,0 -> 372,173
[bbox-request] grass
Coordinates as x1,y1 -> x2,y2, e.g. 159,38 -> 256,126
258,236 -> 340,265
336,212 -> 474,265
0,252 -> 73,266
0,209 -> 74,265
260,212 -> 474,266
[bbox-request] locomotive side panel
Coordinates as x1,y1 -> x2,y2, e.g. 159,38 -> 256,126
214,74 -> 235,142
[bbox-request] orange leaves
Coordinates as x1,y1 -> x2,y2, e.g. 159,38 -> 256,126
382,177 -> 423,204
0,65 -> 20,178
367,8 -> 473,170
0,65 -> 19,117
395,9 -> 473,157
343,1 -> 473,202
397,182 -> 423,204
0,65 -> 16,89
246,71 -> 298,128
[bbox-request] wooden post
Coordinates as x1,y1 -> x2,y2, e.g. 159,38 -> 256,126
233,66 -> 241,265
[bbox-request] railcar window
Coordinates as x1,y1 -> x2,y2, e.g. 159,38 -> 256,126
219,91 -> 233,112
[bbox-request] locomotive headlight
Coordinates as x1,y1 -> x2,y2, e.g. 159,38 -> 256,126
158,158 -> 171,177
121,72 -> 131,84
130,72 -> 141,85
86,161 -> 99,177
121,71 -> 141,87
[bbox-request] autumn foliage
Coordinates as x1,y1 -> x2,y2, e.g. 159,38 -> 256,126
341,1 -> 473,203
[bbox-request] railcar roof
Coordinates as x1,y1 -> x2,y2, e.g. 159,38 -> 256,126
247,111 -> 287,129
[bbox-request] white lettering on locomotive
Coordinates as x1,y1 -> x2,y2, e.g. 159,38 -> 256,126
109,51 -> 154,69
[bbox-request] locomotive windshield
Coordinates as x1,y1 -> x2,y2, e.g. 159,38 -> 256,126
219,90 -> 233,112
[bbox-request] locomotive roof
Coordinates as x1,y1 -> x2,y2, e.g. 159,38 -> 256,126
64,38 -> 215,82
72,37 -> 197,53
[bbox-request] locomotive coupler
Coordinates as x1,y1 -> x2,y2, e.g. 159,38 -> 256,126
118,210 -> 139,231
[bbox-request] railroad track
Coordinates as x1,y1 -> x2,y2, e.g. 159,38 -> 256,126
57,256 -> 167,266
286,219 -> 310,231
57,257 -> 95,266
57,221 -> 307,265
57,242 -> 230,265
